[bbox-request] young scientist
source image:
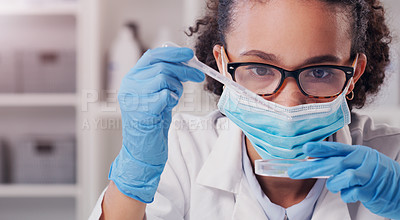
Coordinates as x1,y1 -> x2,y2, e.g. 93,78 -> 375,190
90,0 -> 400,219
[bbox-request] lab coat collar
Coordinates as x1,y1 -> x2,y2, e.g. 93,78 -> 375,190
196,117 -> 243,194
333,124 -> 352,146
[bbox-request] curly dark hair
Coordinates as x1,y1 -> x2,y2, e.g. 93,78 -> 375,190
187,0 -> 392,110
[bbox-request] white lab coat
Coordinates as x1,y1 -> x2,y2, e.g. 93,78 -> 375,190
89,110 -> 400,220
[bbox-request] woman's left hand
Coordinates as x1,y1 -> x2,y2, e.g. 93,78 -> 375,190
288,141 -> 400,219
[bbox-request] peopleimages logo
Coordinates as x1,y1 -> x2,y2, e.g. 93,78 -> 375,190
79,83 -> 220,131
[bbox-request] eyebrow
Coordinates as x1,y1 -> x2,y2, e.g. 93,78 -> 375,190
240,50 -> 342,67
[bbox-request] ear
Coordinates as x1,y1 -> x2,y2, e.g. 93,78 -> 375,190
213,44 -> 233,80
213,44 -> 224,74
347,53 -> 367,95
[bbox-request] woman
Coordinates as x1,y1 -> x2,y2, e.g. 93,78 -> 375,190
91,0 -> 400,219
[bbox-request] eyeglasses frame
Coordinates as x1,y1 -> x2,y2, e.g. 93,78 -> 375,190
226,62 -> 354,99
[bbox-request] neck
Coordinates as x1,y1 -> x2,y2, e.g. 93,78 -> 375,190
245,137 -> 316,208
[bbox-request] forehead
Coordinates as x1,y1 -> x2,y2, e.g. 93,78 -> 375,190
226,0 -> 352,66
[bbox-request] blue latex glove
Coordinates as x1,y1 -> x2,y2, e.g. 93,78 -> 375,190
288,142 -> 400,219
108,47 -> 205,203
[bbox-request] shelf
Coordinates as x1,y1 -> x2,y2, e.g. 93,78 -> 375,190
0,184 -> 78,198
0,2 -> 77,16
0,93 -> 77,107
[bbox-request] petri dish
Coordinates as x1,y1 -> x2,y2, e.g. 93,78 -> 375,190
255,159 -> 330,178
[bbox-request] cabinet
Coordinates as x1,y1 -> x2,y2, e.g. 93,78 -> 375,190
0,1 -> 79,220
0,1 -> 82,220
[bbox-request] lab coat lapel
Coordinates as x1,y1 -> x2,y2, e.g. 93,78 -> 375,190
231,177 -> 267,220
196,118 -> 243,193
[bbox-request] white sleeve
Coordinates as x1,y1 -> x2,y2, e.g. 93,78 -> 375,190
88,187 -> 108,220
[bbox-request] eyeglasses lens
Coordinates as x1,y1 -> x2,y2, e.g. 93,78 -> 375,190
299,67 -> 346,97
234,64 -> 281,95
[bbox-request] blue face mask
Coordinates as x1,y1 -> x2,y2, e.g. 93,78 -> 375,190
217,85 -> 351,160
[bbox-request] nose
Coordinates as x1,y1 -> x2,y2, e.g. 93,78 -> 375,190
268,77 -> 308,107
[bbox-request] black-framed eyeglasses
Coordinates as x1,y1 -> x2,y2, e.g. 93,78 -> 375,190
227,62 -> 354,98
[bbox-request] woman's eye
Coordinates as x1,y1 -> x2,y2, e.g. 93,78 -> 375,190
249,67 -> 273,76
309,69 -> 332,79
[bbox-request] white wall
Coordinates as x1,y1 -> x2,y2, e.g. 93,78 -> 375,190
366,0 -> 400,108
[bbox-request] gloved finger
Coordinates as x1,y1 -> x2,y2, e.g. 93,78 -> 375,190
131,62 -> 205,83
288,157 -> 341,179
340,187 -> 360,203
120,74 -> 184,99
326,169 -> 370,193
136,47 -> 194,68
288,154 -> 364,179
118,89 -> 179,115
326,147 -> 377,192
303,142 -> 356,158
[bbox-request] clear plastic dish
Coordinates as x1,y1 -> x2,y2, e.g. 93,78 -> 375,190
255,159 -> 330,178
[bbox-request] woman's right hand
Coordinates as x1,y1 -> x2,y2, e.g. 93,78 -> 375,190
108,47 -> 205,203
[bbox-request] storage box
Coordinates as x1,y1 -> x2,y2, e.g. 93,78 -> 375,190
0,51 -> 18,93
11,135 -> 75,184
20,50 -> 76,93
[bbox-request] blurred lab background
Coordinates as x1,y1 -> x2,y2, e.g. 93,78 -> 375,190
0,0 -> 398,219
